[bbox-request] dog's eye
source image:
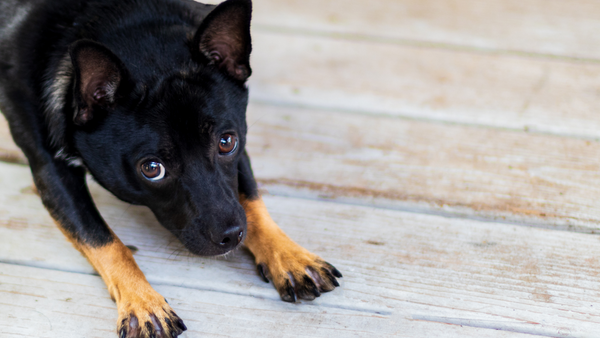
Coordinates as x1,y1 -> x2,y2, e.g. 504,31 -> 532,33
219,134 -> 238,155
141,161 -> 166,181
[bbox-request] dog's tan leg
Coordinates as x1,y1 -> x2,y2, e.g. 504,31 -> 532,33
240,195 -> 342,302
59,225 -> 186,338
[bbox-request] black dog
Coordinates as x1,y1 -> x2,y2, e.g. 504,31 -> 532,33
0,0 -> 341,336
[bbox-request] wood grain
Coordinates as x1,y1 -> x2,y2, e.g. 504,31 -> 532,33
251,0 -> 600,61
246,103 -> 600,231
0,264 -> 540,338
248,31 -> 600,139
0,162 -> 599,337
1,1 -> 600,337
0,115 -> 26,165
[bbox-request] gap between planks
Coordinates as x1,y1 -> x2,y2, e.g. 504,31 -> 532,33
244,103 -> 600,232
248,97 -> 600,143
412,315 -> 574,338
247,31 -> 600,140
251,24 -> 600,65
249,0 -> 600,62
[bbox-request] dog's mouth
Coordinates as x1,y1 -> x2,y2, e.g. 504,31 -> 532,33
151,201 -> 248,257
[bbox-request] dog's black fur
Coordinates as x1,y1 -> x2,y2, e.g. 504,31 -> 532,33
0,0 -> 342,336
0,0 -> 255,254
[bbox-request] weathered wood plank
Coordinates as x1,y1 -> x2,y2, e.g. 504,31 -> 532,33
250,0 -> 600,61
245,103 -> 600,231
248,31 -> 600,139
0,264 -> 537,338
0,115 -> 25,165
1,162 -> 600,337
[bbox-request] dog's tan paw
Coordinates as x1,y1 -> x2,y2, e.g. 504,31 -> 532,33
241,196 -> 342,302
116,290 -> 186,338
255,241 -> 342,302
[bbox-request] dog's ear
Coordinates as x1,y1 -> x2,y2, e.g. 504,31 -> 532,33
192,0 -> 252,82
69,40 -> 127,126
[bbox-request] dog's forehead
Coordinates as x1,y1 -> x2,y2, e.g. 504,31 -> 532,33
125,74 -> 247,159
155,74 -> 247,128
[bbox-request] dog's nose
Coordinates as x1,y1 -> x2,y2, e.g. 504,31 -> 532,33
215,225 -> 244,249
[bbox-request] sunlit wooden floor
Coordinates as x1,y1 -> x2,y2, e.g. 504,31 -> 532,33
3,0 -> 600,337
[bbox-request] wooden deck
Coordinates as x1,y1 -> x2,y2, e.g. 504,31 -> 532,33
2,0 -> 600,337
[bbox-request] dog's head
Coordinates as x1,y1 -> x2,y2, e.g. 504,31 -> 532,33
61,0 -> 254,256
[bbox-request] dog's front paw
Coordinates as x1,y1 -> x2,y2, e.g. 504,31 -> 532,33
241,197 -> 342,302
116,290 -> 186,338
255,241 -> 342,302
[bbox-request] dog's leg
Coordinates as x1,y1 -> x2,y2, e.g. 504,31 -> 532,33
40,162 -> 186,337
70,230 -> 187,338
40,164 -> 186,338
0,90 -> 185,338
238,152 -> 342,302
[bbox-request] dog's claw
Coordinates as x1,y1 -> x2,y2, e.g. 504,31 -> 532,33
309,279 -> 321,298
320,267 -> 340,288
331,268 -> 343,278
145,321 -> 155,338
257,263 -> 269,283
281,279 -> 297,302
258,253 -> 342,302
294,275 -> 321,300
117,306 -> 184,338
176,318 -> 187,332
324,261 -> 343,278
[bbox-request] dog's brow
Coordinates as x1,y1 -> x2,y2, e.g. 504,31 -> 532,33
199,119 -> 215,134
